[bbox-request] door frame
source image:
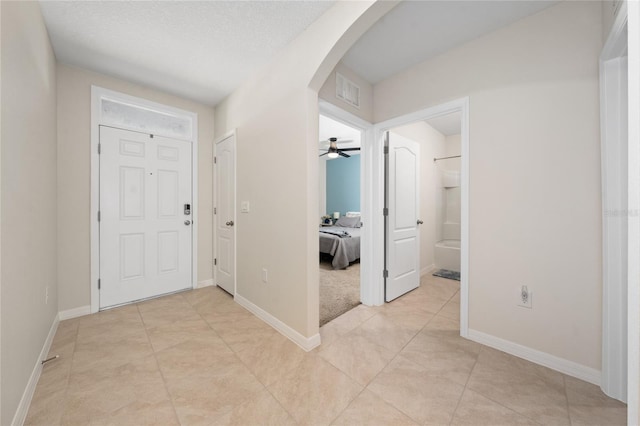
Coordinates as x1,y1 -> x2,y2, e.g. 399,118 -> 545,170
318,101 -> 373,304
371,97 -> 470,337
213,130 -> 237,296
599,1 -> 629,402
90,86 -> 199,313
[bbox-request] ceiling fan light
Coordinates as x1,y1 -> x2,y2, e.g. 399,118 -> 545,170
327,152 -> 339,159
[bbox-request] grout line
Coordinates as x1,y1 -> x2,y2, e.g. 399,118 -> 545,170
136,302 -> 182,425
563,374 -> 573,424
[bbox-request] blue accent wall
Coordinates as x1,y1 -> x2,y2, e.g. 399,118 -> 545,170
326,155 -> 360,216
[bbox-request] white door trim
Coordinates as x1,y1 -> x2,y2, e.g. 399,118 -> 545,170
90,86 -> 199,313
371,98 -> 470,338
318,101 -> 374,304
213,129 -> 237,295
626,0 -> 640,421
599,1 -> 629,403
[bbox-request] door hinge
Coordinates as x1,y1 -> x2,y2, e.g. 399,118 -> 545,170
383,207 -> 389,216
98,278 -> 101,289
214,258 -> 217,266
384,146 -> 389,155
383,270 -> 389,279
214,157 -> 217,164
98,143 -> 101,154
214,207 -> 217,214
97,210 -> 101,222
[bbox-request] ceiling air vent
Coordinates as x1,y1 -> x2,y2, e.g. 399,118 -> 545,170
336,72 -> 360,109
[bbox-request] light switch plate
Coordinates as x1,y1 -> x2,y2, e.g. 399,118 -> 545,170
241,201 -> 250,213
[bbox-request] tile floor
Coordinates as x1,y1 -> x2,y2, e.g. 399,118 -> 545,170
26,274 -> 626,425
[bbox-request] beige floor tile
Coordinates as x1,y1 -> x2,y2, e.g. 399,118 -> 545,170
213,315 -> 280,353
62,355 -> 169,424
139,303 -> 202,328
467,347 -> 570,425
268,355 -> 362,426
352,311 -> 425,353
568,405 -> 627,426
25,286 -> 628,426
235,332 -> 308,386
155,337 -> 235,381
25,386 -> 66,426
71,329 -> 154,373
209,390 -> 296,426
565,376 -> 627,408
451,388 -> 538,425
136,291 -> 192,313
438,291 -> 460,320
367,355 -> 465,424
400,327 -> 480,386
182,286 -> 220,307
332,389 -> 418,426
317,320 -> 344,348
146,318 -> 218,352
91,399 -> 180,426
165,359 -> 265,426
319,332 -> 397,386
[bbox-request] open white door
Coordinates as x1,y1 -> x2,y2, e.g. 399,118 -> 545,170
385,132 -> 421,302
99,126 -> 193,308
214,134 -> 236,295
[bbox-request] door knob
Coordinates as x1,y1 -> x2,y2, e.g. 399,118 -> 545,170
226,220 -> 234,226
184,220 -> 191,225
417,219 -> 424,225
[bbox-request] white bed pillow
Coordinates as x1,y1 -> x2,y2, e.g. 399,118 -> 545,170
335,216 -> 361,228
345,211 -> 361,218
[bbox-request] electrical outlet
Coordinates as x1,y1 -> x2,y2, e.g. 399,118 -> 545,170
262,268 -> 268,283
518,285 -> 532,309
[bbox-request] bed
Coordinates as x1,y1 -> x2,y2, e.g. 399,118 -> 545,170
319,215 -> 361,269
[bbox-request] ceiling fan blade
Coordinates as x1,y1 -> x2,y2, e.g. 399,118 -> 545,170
319,152 -> 328,157
338,151 -> 350,158
339,147 -> 361,151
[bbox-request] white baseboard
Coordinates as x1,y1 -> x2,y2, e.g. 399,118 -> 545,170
467,328 -> 601,386
234,294 -> 321,352
421,264 -> 436,276
58,305 -> 91,321
197,278 -> 215,288
11,314 -> 59,426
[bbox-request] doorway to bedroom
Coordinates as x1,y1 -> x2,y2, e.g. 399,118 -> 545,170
318,111 -> 364,326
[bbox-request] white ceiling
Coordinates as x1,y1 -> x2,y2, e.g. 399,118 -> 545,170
39,1 -> 334,106
342,0 -> 558,84
39,1 -> 560,107
425,111 -> 462,136
319,115 -> 361,150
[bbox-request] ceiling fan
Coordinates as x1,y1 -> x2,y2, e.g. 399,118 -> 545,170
319,137 -> 360,159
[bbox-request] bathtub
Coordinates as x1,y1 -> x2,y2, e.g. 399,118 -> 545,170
435,239 -> 461,273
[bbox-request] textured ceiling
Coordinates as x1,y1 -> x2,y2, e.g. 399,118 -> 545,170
39,1 -> 334,106
343,0 -> 558,84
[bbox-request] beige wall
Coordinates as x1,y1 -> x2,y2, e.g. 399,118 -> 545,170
391,122 -> 446,274
1,2 -> 58,424
57,64 -> 215,312
374,1 -> 603,369
215,1 -> 395,337
319,61 -> 374,123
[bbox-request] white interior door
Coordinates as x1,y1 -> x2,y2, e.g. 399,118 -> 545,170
99,126 -> 192,308
215,134 -> 236,295
386,132 -> 421,302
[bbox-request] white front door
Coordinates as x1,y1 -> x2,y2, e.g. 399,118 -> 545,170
215,134 -> 236,295
386,132 -> 421,301
99,126 -> 193,308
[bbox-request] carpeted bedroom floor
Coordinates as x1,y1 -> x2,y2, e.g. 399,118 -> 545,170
319,255 -> 360,326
